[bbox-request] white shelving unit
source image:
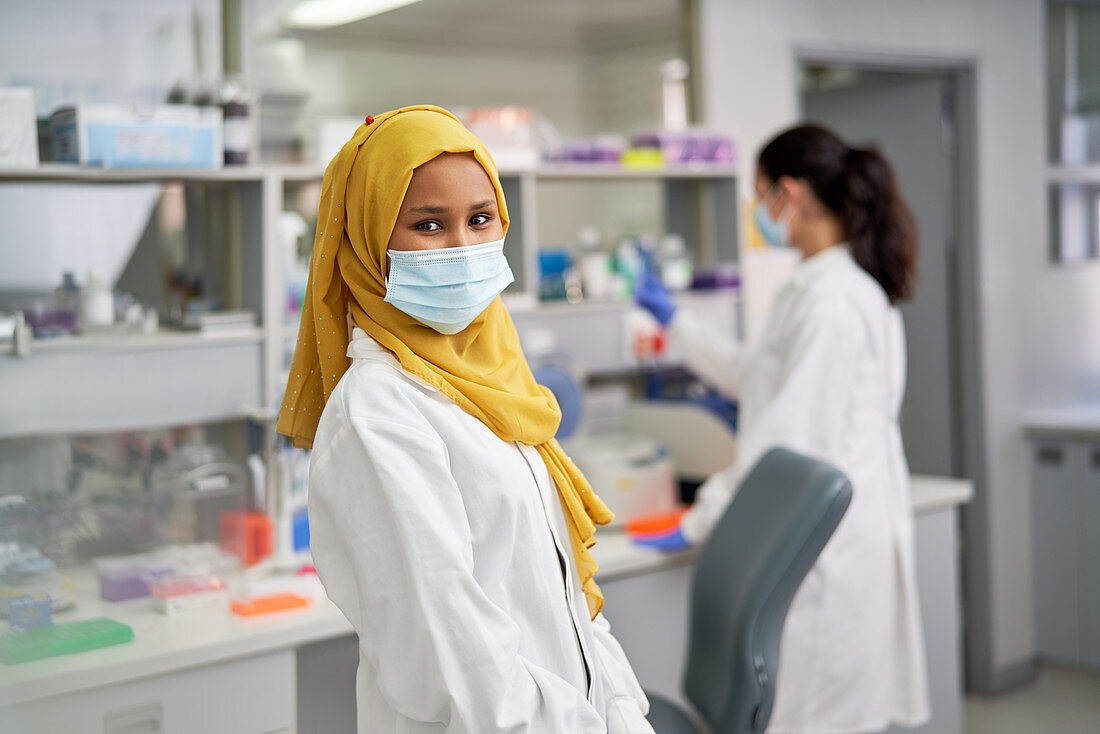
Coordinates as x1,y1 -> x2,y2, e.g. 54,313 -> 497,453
1,162 -> 740,435
0,165 -> 292,440
495,163 -> 740,299
497,163 -> 742,372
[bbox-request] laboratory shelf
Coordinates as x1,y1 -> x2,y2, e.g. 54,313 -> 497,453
0,331 -> 264,438
507,289 -> 740,317
273,164 -> 326,182
26,327 -> 263,354
0,164 -> 274,184
510,162 -> 740,181
0,162 -> 738,185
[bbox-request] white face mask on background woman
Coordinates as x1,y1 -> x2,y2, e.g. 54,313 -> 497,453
754,185 -> 793,249
384,238 -> 514,334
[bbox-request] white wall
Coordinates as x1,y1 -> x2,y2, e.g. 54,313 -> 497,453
0,0 -> 221,115
291,30 -> 683,248
0,0 -> 219,292
295,37 -> 591,135
696,0 -> 1047,679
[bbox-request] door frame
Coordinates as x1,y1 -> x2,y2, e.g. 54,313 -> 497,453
793,50 -> 1012,695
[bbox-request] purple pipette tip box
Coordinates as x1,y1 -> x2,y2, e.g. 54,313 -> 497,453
98,564 -> 174,602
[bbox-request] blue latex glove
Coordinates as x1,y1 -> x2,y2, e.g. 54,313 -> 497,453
634,271 -> 677,326
631,526 -> 691,553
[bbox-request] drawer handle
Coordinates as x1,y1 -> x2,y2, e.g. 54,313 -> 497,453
1037,446 -> 1064,465
105,701 -> 163,734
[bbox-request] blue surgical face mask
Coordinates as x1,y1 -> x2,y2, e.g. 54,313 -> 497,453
384,238 -> 514,335
754,189 -> 791,248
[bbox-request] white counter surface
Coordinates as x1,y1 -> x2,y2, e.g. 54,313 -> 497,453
0,474 -> 972,708
910,474 -> 974,515
1023,403 -> 1100,441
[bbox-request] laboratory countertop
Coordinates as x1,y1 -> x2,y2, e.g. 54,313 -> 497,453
1023,403 -> 1100,441
0,474 -> 971,708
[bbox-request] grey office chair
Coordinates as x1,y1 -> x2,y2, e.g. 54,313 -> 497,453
645,447 -> 853,734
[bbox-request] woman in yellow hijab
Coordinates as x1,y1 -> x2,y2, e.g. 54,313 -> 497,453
280,105 -> 653,733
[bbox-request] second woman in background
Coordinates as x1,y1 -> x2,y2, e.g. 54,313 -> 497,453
635,124 -> 930,734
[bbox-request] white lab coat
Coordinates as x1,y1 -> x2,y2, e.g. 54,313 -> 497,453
308,327 -> 654,734
672,246 -> 930,733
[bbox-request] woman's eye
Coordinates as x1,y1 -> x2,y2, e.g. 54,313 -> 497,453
470,214 -> 490,226
415,221 -> 441,232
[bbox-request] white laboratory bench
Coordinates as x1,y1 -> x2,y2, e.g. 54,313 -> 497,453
0,476 -> 971,734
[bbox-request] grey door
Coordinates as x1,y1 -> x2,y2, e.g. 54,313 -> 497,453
803,75 -> 959,477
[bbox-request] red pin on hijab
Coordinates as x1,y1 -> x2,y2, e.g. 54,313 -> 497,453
364,115 -> 374,125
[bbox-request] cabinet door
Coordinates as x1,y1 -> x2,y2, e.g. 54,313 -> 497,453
1081,442 -> 1100,667
1030,440 -> 1081,663
0,650 -> 295,734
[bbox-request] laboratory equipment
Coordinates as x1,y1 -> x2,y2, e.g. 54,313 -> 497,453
96,542 -> 238,604
553,136 -> 625,163
269,444 -> 312,571
629,129 -> 735,166
531,363 -> 584,440
690,263 -> 741,291
21,271 -> 82,337
221,77 -> 253,165
461,107 -> 550,170
94,552 -> 175,602
530,349 -> 681,525
79,270 -> 114,330
0,617 -> 134,665
7,594 -> 52,629
148,442 -> 251,549
219,511 -> 273,567
279,211 -> 310,326
537,249 -> 575,302
0,542 -> 55,581
231,592 -> 311,617
659,235 -> 694,292
0,501 -> 78,614
566,434 -> 679,527
576,227 -> 613,300
150,574 -> 229,615
614,239 -> 645,297
50,103 -> 223,169
0,87 -> 38,167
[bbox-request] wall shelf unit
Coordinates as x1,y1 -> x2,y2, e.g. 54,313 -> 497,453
0,165 -> 289,440
1,159 -> 741,455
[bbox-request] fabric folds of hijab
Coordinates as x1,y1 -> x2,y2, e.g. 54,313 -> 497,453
277,105 -> 614,619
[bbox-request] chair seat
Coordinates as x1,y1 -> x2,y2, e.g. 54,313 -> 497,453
645,691 -> 704,734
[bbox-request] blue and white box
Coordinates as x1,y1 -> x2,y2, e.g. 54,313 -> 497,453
50,104 -> 223,169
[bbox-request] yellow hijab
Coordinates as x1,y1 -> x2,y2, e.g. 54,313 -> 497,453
278,105 -> 614,619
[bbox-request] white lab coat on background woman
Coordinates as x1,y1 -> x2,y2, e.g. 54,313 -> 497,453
672,245 -> 930,733
308,328 -> 654,734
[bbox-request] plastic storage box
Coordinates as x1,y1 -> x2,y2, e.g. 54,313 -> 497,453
50,104 -> 223,168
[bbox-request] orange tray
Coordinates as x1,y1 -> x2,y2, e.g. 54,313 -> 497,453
231,593 -> 312,617
624,508 -> 688,537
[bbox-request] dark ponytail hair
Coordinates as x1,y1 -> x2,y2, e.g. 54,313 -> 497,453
757,124 -> 918,304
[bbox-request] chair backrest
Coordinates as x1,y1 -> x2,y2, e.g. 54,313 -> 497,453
682,448 -> 852,734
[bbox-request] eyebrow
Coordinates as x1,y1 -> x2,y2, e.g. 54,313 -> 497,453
406,200 -> 495,216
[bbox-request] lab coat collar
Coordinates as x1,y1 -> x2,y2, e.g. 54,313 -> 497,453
347,327 -> 440,392
790,244 -> 853,289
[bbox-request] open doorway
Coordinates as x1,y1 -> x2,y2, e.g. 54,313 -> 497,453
797,58 -> 995,705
